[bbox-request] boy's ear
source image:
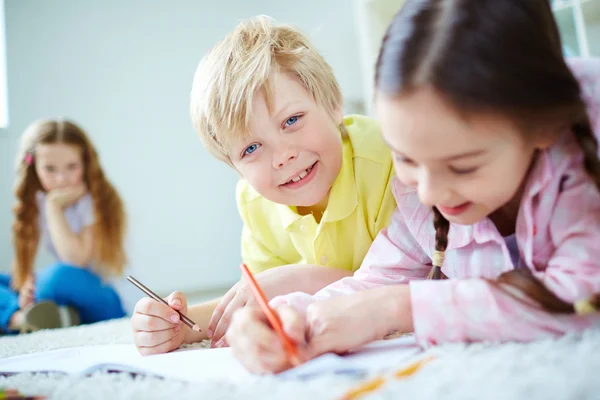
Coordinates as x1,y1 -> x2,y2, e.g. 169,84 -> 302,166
333,104 -> 344,125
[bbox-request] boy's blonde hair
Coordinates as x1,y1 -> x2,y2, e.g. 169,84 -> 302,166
190,15 -> 343,166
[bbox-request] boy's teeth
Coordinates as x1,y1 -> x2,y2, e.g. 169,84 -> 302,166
288,166 -> 312,184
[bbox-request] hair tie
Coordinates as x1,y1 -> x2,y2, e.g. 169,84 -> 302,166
432,250 -> 445,268
574,298 -> 597,315
24,152 -> 34,165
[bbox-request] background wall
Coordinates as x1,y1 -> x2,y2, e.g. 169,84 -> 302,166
0,0 -> 367,309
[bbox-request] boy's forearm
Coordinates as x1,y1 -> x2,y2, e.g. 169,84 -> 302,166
180,266 -> 351,344
287,264 -> 353,295
183,298 -> 221,343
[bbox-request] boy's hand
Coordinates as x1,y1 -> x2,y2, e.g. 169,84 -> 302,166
47,184 -> 87,208
226,304 -> 308,374
208,267 -> 300,346
131,291 -> 192,355
18,276 -> 35,309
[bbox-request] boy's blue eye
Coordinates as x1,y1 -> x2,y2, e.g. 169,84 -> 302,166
285,115 -> 299,127
243,143 -> 260,156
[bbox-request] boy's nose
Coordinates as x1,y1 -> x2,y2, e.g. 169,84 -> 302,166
273,148 -> 298,169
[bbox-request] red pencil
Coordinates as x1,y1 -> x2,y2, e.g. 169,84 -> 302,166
239,263 -> 301,366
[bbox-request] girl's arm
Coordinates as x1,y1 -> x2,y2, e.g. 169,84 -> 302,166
45,197 -> 94,267
184,265 -> 352,342
410,158 -> 600,345
275,173 -> 600,346
240,225 -> 290,273
270,206 -> 432,313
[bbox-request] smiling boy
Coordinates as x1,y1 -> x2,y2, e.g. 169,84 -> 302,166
130,16 -> 397,354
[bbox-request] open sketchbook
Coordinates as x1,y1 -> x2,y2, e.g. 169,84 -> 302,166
0,335 -> 422,382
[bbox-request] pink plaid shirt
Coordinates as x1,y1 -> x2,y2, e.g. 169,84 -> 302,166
272,58 -> 600,345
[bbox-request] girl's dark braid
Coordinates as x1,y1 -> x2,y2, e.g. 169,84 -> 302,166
428,206 -> 450,280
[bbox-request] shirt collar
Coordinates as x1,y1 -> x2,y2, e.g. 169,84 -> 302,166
523,149 -> 554,200
322,135 -> 358,223
278,204 -> 304,231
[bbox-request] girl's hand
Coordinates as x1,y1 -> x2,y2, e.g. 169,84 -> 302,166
226,304 -> 308,374
46,184 -> 87,208
305,285 -> 413,358
131,291 -> 192,356
209,267 -> 301,347
18,276 -> 35,309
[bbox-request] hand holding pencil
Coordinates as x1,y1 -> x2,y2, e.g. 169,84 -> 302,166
129,276 -> 201,356
226,267 -> 414,374
226,264 -> 308,374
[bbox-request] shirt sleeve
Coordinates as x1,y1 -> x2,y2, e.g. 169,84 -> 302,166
373,172 -> 398,238
241,224 -> 288,274
568,57 -> 600,133
76,193 -> 95,228
270,204 -> 432,313
410,61 -> 600,344
273,67 -> 600,343
274,173 -> 600,344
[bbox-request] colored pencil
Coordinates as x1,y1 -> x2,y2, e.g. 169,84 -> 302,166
127,276 -> 201,332
342,355 -> 435,400
239,263 -> 300,366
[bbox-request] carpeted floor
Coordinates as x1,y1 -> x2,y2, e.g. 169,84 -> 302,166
1,318 -> 600,400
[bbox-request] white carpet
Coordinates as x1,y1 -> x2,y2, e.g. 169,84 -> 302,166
1,318 -> 599,400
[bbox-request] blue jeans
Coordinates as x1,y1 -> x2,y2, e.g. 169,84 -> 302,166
0,263 -> 125,332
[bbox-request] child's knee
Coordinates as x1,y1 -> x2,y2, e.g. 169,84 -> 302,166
79,291 -> 126,323
36,264 -> 86,300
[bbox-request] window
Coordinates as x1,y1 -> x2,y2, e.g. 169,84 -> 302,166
553,0 -> 600,57
0,0 -> 8,128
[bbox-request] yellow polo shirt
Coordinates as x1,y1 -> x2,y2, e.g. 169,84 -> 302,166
236,115 -> 395,274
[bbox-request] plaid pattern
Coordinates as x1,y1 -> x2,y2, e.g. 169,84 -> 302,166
272,58 -> 600,345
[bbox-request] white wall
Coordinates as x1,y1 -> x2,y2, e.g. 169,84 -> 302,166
0,0 -> 365,306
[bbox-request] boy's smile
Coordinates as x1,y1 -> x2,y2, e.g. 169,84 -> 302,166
280,161 -> 318,188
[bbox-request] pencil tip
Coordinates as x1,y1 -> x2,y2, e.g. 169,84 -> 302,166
192,325 -> 201,332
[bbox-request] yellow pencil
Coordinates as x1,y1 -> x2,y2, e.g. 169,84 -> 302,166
341,355 -> 435,400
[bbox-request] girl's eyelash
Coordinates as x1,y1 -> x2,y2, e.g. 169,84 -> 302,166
450,166 -> 478,175
393,151 -> 478,175
394,155 -> 416,165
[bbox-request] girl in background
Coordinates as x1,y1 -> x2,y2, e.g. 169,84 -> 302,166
0,119 -> 127,333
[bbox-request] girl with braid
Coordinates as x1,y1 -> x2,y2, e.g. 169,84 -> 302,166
0,119 -> 127,333
225,0 -> 600,374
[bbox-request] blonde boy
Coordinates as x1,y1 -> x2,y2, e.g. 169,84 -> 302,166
131,16 -> 396,354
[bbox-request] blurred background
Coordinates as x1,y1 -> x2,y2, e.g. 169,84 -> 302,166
0,0 -> 598,312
